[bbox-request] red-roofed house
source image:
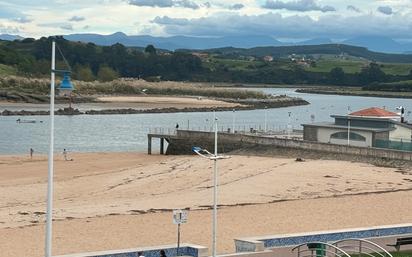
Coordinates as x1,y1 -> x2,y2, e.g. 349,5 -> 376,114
349,107 -> 399,119
303,107 -> 412,149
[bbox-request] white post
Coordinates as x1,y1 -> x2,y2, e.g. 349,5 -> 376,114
45,40 -> 55,257
264,107 -> 267,133
212,112 -> 218,257
347,106 -> 351,146
347,118 -> 351,146
232,109 -> 235,134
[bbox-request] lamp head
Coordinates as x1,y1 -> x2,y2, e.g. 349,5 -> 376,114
58,72 -> 74,95
192,146 -> 202,153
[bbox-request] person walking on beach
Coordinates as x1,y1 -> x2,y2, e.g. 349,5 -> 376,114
175,123 -> 179,129
63,149 -> 68,160
62,149 -> 73,161
30,148 -> 34,159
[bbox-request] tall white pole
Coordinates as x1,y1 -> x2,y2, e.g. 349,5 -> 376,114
347,119 -> 351,146
212,111 -> 218,257
264,107 -> 267,133
45,40 -> 55,257
347,106 -> 350,146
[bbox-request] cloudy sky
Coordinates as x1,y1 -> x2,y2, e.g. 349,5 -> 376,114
1,0 -> 412,41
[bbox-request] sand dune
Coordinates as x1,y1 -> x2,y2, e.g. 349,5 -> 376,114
0,153 -> 412,256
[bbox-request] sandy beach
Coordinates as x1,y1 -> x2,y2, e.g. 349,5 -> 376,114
96,96 -> 241,109
1,152 -> 412,257
0,95 -> 242,112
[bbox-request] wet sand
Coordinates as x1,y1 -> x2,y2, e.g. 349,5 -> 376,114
1,153 -> 411,256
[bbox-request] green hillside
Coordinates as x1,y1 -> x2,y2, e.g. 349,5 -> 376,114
1,37 -> 412,87
201,44 -> 412,63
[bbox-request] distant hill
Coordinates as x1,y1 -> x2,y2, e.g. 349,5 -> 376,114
299,38 -> 333,45
0,34 -> 23,41
199,44 -> 412,63
2,32 -> 412,53
343,36 -> 412,54
64,32 -> 283,50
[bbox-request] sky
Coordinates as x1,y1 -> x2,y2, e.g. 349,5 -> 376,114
0,0 -> 412,41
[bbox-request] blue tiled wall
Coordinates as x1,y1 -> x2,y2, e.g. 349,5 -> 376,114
261,226 -> 412,248
73,246 -> 199,257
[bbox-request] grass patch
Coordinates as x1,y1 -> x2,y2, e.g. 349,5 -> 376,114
306,59 -> 366,74
381,63 -> 412,76
0,76 -> 271,99
0,64 -> 17,76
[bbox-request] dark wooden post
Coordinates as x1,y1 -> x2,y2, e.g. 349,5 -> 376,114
160,138 -> 164,154
148,135 -> 152,155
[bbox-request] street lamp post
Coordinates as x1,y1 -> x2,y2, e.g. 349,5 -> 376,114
347,106 -> 351,146
192,114 -> 230,257
45,40 -> 74,257
45,40 -> 56,257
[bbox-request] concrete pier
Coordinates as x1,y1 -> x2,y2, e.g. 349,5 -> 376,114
149,130 -> 412,162
147,133 -> 176,155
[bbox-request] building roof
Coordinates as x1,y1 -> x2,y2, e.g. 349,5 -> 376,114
349,107 -> 399,118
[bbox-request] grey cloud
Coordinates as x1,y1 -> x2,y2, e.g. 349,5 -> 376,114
60,24 -> 73,30
347,5 -> 360,13
13,16 -> 33,23
179,0 -> 199,9
152,16 -> 189,25
151,12 -> 412,39
229,3 -> 244,10
39,22 -> 74,31
69,16 -> 85,22
128,0 -> 199,9
129,0 -> 173,7
377,6 -> 393,15
263,0 -> 335,12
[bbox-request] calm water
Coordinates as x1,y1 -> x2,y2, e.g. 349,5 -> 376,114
1,88 -> 411,154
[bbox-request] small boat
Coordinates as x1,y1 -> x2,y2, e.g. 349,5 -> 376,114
16,119 -> 38,124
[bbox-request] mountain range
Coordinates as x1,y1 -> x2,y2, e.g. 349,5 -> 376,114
2,32 -> 412,54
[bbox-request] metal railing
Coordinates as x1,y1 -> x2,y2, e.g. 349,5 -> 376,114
148,125 -> 303,138
333,238 -> 393,257
292,242 -> 352,257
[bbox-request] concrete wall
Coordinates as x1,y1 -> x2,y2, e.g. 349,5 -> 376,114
55,244 -> 208,257
303,126 -> 317,141
235,223 -> 412,251
168,130 -> 412,161
390,124 -> 412,142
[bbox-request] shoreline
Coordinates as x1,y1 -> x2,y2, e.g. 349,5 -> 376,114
296,88 -> 412,99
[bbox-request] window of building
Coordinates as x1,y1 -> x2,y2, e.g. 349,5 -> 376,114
330,132 -> 366,141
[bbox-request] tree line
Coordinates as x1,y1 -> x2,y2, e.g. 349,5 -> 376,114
0,37 -> 411,89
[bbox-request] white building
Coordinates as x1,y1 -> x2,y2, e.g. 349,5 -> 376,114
303,107 -> 412,149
